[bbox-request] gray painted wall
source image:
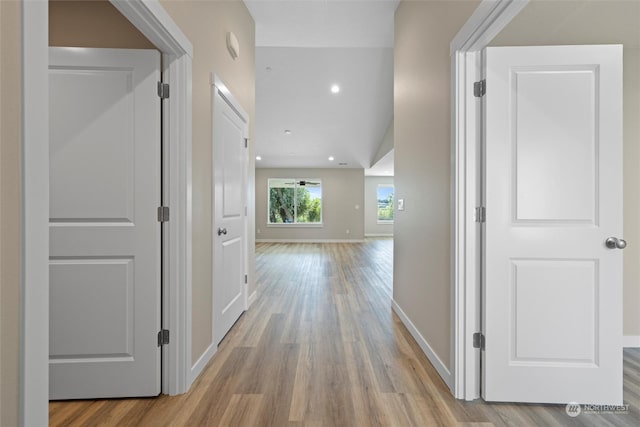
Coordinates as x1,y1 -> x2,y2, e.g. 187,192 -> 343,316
256,168 -> 365,241
394,0 -> 480,371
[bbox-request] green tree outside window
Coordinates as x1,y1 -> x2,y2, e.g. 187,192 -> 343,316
377,185 -> 394,222
268,179 -> 322,224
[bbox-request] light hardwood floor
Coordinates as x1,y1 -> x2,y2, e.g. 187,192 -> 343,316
50,239 -> 640,426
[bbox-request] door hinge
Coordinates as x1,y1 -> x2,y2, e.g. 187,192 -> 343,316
157,82 -> 170,99
157,206 -> 170,222
244,274 -> 248,284
475,206 -> 486,223
473,332 -> 485,350
474,80 -> 486,97
158,329 -> 170,347
244,138 -> 248,148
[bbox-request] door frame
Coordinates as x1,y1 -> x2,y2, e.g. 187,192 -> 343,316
450,0 -> 529,401
188,74 -> 251,378
111,0 -> 193,399
22,0 -> 193,424
209,73 -> 250,352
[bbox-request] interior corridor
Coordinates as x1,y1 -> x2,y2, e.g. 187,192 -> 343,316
50,239 -> 640,426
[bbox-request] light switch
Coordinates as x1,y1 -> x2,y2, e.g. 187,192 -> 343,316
398,199 -> 405,211
355,204 -> 360,210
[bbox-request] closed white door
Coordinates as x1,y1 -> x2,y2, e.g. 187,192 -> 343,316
483,45 -> 623,404
49,47 -> 161,399
212,84 -> 248,345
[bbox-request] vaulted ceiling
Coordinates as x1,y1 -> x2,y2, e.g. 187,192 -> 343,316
244,0 -> 398,173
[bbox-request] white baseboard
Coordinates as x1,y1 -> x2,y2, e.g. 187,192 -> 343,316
392,300 -> 453,390
190,292 -> 258,385
365,233 -> 394,237
189,342 -> 216,385
256,238 -> 365,243
624,335 -> 640,348
247,290 -> 257,307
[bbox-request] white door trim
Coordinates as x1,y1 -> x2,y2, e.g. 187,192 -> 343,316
22,0 -> 192,423
22,2 -> 50,424
111,0 -> 193,398
450,0 -> 529,401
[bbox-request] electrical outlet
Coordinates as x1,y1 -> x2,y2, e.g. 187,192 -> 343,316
257,228 -> 261,234
346,229 -> 350,234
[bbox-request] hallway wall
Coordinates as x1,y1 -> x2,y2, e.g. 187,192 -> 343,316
49,0 -> 155,48
393,0 -> 480,380
1,0 -> 256,420
160,0 -> 256,367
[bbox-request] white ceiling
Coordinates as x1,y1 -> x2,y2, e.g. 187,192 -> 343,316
245,0 -> 398,173
246,0 -> 398,48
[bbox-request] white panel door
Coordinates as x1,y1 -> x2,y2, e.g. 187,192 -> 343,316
483,45 -> 623,404
213,85 -> 247,345
49,47 -> 161,399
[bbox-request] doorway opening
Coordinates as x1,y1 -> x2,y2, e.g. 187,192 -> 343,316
22,0 -> 192,422
452,0 -> 634,404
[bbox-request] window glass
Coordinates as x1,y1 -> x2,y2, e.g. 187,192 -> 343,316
377,185 -> 394,222
268,179 -> 322,224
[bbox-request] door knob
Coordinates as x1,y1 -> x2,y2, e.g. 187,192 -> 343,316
605,237 -> 627,249
217,227 -> 227,236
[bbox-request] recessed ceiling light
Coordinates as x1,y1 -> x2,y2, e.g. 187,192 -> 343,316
284,130 -> 292,135
328,156 -> 335,161
331,84 -> 340,94
256,156 -> 262,161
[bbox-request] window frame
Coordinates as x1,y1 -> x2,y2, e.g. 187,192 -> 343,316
267,178 -> 324,226
376,184 -> 395,224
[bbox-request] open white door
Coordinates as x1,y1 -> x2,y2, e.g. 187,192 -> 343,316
49,48 -> 161,399
212,81 -> 248,346
483,45 -> 623,404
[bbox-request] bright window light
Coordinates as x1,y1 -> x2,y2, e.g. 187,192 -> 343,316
268,178 -> 323,224
377,184 -> 394,223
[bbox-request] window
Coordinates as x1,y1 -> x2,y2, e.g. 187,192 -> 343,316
377,184 -> 394,223
268,178 -> 322,224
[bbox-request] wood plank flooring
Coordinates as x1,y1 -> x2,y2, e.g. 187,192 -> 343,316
50,239 -> 640,426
